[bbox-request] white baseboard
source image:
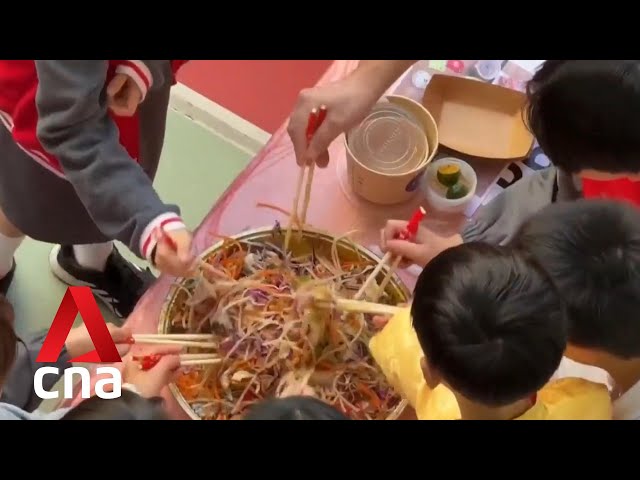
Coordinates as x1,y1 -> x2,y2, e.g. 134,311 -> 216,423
169,82 -> 271,156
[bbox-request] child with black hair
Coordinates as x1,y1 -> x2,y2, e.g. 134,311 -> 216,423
244,396 -> 349,420
369,243 -> 611,420
513,199 -> 640,420
381,60 -> 640,268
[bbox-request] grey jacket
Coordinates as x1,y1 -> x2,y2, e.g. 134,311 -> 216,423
0,329 -> 71,420
461,167 -> 581,244
33,60 -> 182,260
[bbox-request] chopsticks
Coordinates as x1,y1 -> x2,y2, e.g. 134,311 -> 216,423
354,206 -> 427,301
284,105 -> 328,251
131,334 -> 217,349
314,298 -> 402,317
133,353 -> 221,370
180,354 -> 221,367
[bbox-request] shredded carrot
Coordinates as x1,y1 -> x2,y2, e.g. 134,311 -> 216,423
316,360 -> 333,370
357,383 -> 382,410
168,229 -> 403,420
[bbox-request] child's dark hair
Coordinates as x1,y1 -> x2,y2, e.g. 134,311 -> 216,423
513,199 -> 640,359
411,243 -> 566,407
60,389 -> 169,420
526,60 -> 640,174
0,295 -> 17,387
243,396 -> 350,420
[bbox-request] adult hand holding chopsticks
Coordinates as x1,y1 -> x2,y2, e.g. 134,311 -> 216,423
287,61 -> 418,168
380,221 -> 462,268
288,73 -> 378,168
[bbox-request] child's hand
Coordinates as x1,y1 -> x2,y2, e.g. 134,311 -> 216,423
106,73 -> 142,117
372,315 -> 391,330
154,229 -> 196,277
123,345 -> 182,398
372,302 -> 409,330
380,220 -> 462,268
65,323 -> 133,359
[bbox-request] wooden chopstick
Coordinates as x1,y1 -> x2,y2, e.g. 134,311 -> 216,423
315,298 -> 402,316
131,335 -> 218,349
299,162 -> 315,232
181,358 -> 222,366
133,334 -> 214,341
373,256 -> 403,302
354,251 -> 393,300
284,106 -> 327,251
298,106 -> 326,228
179,353 -> 218,360
284,167 -> 308,250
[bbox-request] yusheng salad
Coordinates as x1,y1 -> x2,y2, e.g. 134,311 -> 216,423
170,224 -> 404,420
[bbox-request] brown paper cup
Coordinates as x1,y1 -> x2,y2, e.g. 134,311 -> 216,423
345,95 -> 439,205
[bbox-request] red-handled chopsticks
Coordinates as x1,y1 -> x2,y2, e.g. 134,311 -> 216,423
285,105 -> 327,251
156,227 -> 178,251
133,353 -> 221,370
354,206 -> 427,301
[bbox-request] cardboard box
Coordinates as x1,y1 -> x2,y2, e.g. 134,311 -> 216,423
422,74 -> 534,160
345,95 -> 439,205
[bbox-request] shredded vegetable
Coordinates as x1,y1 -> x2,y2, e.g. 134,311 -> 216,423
169,223 -> 403,420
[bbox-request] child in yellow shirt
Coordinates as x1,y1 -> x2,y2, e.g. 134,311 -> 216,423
369,242 -> 612,420
513,199 -> 640,420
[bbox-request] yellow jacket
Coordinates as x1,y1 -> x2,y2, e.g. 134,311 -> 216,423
369,308 -> 612,420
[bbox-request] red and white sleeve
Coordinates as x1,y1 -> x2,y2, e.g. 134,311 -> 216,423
139,213 -> 186,263
114,60 -> 154,102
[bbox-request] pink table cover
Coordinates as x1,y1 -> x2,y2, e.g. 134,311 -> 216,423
68,60 -> 542,417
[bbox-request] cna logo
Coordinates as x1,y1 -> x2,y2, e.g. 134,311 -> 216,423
34,286 -> 123,400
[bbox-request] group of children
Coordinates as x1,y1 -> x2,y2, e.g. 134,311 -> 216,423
367,59 -> 640,420
372,199 -> 637,420
281,59 -> 640,420
1,59 -> 640,420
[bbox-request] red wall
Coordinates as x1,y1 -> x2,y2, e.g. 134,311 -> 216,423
177,60 -> 333,134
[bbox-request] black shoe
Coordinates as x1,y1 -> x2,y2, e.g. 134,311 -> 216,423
49,245 -> 156,318
0,261 -> 16,296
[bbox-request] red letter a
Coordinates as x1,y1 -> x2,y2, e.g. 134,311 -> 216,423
36,286 -> 122,363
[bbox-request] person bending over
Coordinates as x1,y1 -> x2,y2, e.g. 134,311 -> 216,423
513,199 -> 640,420
369,243 -> 611,420
380,60 -> 640,267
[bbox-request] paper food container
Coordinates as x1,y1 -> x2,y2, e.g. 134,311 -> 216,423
345,95 -> 439,205
422,74 -> 534,160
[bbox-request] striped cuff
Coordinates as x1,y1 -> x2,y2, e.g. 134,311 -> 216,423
140,213 -> 185,263
115,60 -> 153,102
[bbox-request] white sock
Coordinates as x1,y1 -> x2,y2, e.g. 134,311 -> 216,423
0,231 -> 24,278
72,242 -> 114,272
